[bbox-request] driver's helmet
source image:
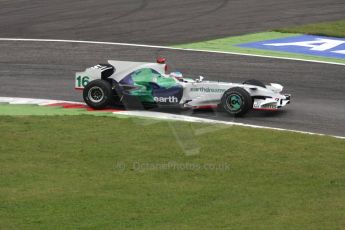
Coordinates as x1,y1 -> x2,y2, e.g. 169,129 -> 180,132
170,71 -> 183,79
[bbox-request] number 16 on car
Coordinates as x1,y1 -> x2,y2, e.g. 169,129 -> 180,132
75,75 -> 90,89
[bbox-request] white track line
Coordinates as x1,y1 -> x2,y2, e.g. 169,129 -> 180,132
0,97 -> 344,139
0,38 -> 345,66
115,111 -> 345,139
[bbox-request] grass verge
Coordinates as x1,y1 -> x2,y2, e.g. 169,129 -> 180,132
0,115 -> 344,229
275,20 -> 345,38
0,103 -> 116,116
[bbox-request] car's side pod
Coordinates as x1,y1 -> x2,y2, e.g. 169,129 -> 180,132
98,63 -> 115,79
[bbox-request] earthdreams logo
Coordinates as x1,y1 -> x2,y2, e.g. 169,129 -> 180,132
153,96 -> 178,103
190,87 -> 226,93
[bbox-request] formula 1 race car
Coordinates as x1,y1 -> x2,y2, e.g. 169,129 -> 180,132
75,58 -> 290,116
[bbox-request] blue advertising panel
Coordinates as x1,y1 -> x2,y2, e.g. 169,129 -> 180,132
237,35 -> 345,59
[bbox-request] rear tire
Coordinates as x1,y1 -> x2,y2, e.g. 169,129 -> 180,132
221,87 -> 252,117
243,79 -> 266,88
83,79 -> 114,109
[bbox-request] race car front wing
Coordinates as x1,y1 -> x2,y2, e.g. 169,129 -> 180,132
253,94 -> 291,111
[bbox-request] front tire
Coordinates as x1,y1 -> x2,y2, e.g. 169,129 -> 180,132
221,87 -> 252,117
83,79 -> 114,109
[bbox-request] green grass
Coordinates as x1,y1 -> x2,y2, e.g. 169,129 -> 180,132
0,103 -> 117,116
0,115 -> 344,229
275,20 -> 345,38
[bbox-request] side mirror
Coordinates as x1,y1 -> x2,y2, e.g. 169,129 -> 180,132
196,76 -> 204,82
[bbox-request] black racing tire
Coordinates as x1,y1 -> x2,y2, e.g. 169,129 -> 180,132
243,79 -> 266,88
83,79 -> 114,109
221,87 -> 252,117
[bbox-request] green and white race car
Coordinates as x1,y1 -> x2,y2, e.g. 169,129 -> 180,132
75,58 -> 290,116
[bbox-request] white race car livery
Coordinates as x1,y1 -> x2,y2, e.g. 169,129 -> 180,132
75,58 -> 290,116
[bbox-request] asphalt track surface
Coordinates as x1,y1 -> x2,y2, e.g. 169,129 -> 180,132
0,0 -> 345,137
0,40 -> 344,137
1,0 -> 345,45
